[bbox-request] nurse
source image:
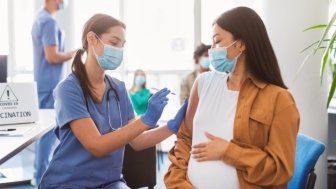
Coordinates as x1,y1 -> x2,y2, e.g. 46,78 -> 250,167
39,13 -> 187,189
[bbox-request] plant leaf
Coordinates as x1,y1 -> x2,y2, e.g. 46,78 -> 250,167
303,24 -> 327,31
327,72 -> 336,108
314,12 -> 336,54
321,48 -> 330,84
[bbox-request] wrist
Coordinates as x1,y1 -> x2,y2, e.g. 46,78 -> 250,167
167,120 -> 178,134
140,115 -> 157,128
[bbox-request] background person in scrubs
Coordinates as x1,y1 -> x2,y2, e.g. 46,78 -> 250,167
129,69 -> 151,116
39,13 -> 187,189
179,43 -> 211,104
31,0 -> 75,186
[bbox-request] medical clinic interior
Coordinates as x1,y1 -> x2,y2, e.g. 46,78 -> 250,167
0,0 -> 336,189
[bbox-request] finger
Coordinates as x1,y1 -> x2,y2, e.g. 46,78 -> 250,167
157,90 -> 170,99
195,156 -> 208,162
205,132 -> 217,140
152,88 -> 168,98
192,143 -> 207,149
190,148 -> 205,154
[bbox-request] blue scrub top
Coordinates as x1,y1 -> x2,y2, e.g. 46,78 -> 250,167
40,74 -> 135,188
32,9 -> 65,93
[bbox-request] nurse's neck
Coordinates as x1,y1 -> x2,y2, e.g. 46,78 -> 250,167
85,60 -> 105,85
44,3 -> 58,16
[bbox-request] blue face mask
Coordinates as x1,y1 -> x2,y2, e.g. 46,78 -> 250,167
134,75 -> 146,86
199,57 -> 210,69
93,36 -> 124,70
208,41 -> 240,73
58,0 -> 67,10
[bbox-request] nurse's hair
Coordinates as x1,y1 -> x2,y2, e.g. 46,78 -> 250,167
214,7 -> 287,89
72,14 -> 125,102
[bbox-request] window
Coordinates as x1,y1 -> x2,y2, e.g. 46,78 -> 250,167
124,0 -> 195,71
72,0 -> 120,49
0,0 -> 8,55
12,0 -> 35,72
201,0 -> 262,44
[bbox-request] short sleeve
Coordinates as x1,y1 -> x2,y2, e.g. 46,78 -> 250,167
53,80 -> 91,128
42,18 -> 58,47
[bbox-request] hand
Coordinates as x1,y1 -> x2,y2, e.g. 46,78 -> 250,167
191,132 -> 229,162
167,98 -> 188,134
141,88 -> 170,128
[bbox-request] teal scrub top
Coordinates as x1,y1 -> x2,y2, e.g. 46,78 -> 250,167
39,74 -> 135,189
129,88 -> 151,115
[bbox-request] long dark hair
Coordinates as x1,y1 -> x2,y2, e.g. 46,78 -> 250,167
72,14 -> 126,101
215,7 -> 287,89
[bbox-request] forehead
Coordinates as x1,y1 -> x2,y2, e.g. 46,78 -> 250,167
135,70 -> 145,75
100,26 -> 126,43
212,24 -> 233,39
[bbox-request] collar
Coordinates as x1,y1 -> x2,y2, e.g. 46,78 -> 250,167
246,75 -> 267,89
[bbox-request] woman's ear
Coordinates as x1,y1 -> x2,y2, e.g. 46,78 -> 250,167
86,31 -> 98,46
237,40 -> 246,52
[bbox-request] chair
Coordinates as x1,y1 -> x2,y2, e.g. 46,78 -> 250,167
122,144 -> 156,189
288,133 -> 325,189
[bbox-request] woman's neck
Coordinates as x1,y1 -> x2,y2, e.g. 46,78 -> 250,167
131,85 -> 143,92
227,59 -> 247,91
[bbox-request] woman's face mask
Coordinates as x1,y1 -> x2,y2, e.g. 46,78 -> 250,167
134,75 -> 146,86
199,57 -> 210,69
208,41 -> 241,73
93,34 -> 124,70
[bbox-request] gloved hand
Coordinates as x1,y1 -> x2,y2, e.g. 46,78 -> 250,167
141,88 -> 170,128
167,98 -> 188,134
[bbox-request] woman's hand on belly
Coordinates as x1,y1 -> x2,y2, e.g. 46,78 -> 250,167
191,132 -> 229,162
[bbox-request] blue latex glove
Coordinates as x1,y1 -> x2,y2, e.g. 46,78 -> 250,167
167,98 -> 188,134
141,88 -> 170,128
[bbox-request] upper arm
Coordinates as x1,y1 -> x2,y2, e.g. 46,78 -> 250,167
69,118 -> 102,152
42,19 -> 58,63
185,77 -> 199,130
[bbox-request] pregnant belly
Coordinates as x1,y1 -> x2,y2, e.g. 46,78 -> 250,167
187,158 -> 239,189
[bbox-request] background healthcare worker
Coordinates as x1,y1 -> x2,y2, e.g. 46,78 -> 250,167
31,0 -> 75,186
39,13 -> 187,189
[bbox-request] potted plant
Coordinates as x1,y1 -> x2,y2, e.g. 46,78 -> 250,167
302,11 -> 336,107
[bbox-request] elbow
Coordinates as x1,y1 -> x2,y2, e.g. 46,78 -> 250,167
128,142 -> 144,151
46,57 -> 58,64
45,55 -> 59,64
86,145 -> 107,158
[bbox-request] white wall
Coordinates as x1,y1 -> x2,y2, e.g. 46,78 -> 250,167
262,0 -> 329,188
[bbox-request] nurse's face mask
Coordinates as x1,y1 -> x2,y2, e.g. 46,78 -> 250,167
92,34 -> 124,71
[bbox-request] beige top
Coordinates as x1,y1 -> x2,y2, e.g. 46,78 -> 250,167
180,71 -> 197,104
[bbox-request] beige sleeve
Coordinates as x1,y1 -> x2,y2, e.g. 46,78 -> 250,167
164,120 -> 195,189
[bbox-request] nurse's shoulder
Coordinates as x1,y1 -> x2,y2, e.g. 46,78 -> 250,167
53,73 -> 85,100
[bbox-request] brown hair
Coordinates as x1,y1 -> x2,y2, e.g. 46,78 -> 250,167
130,69 -> 147,92
215,7 -> 287,89
72,14 -> 126,101
193,43 -> 211,63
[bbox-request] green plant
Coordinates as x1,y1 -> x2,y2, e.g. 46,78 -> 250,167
301,11 -> 336,107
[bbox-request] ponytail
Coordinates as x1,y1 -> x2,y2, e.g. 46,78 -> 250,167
71,49 -> 97,102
